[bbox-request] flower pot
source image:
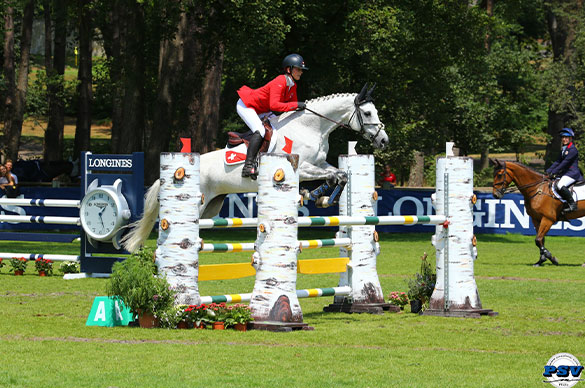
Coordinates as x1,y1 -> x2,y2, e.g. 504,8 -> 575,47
14,270 -> 23,276
410,299 -> 423,314
138,312 -> 159,328
212,321 -> 225,330
38,271 -> 46,277
195,322 -> 206,329
234,323 -> 247,332
177,320 -> 189,329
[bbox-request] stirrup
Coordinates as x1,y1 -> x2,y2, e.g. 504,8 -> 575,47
241,164 -> 258,180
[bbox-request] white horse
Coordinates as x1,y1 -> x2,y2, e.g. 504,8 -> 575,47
122,84 -> 388,252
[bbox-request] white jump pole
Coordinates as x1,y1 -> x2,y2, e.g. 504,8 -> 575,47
249,153 -> 309,331
324,154 -> 397,313
156,152 -> 201,306
425,153 -> 496,317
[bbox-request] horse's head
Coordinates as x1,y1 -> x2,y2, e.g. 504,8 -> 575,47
351,83 -> 388,149
491,159 -> 512,199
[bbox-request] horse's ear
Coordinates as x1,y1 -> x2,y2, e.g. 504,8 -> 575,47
356,83 -> 368,104
366,83 -> 376,100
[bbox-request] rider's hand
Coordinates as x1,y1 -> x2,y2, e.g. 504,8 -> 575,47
296,101 -> 306,110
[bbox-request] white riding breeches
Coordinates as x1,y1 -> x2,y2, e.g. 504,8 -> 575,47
558,175 -> 575,189
236,99 -> 267,137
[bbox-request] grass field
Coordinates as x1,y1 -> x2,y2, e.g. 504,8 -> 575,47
1,230 -> 584,387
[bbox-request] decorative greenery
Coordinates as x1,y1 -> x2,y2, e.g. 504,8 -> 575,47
407,253 -> 436,307
207,302 -> 229,323
0,258 -> 4,270
105,247 -> 175,317
9,257 -> 28,273
34,258 -> 53,275
59,261 -> 80,274
388,291 -> 409,309
225,304 -> 252,327
183,303 -> 212,327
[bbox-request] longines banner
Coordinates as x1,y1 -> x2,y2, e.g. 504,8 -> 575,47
1,187 -> 584,236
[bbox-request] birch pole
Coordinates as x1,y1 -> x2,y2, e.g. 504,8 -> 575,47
249,153 -> 309,331
156,153 -> 201,305
425,156 -> 496,317
324,155 -> 396,313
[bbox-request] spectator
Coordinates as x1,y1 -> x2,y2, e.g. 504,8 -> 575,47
0,164 -> 18,198
379,164 -> 397,189
5,159 -> 18,184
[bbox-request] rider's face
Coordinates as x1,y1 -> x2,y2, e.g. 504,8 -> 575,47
562,136 -> 572,145
291,67 -> 303,81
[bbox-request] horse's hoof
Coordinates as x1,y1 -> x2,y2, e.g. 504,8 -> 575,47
533,258 -> 546,267
550,257 -> 559,266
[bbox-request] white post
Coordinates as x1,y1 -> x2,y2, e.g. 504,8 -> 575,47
156,153 -> 201,305
324,154 -> 396,313
249,153 -> 308,331
426,156 -> 496,317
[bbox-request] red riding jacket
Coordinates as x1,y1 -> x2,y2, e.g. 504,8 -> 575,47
237,75 -> 300,114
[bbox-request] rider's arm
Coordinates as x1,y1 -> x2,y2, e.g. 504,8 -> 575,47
268,76 -> 299,113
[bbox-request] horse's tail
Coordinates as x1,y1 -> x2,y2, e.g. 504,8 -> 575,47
121,179 -> 161,253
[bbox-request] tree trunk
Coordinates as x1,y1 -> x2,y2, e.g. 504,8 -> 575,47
544,1 -> 582,167
5,0 -> 35,162
145,13 -> 184,184
2,5 -> 15,162
44,0 -> 67,161
74,0 -> 93,158
43,0 -> 53,74
408,151 -> 425,187
106,1 -> 124,153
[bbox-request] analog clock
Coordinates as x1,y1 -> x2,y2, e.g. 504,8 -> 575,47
80,179 -> 131,249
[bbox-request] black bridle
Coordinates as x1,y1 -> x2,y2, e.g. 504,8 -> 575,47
493,161 -> 548,197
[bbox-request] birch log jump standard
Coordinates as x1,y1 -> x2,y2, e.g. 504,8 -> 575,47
423,156 -> 497,318
324,154 -> 397,313
156,153 -> 202,306
248,153 -> 311,331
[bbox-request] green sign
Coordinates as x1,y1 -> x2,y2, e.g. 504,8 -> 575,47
86,296 -> 134,327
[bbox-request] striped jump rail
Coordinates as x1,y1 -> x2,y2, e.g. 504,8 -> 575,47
0,253 -> 80,262
0,198 -> 80,208
199,215 -> 448,229
0,215 -> 80,225
199,286 -> 352,304
200,237 -> 352,253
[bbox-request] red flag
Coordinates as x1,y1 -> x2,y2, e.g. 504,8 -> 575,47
180,138 -> 191,153
282,136 -> 293,154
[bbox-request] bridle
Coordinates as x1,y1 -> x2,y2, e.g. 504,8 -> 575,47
304,99 -> 385,142
493,161 -> 548,197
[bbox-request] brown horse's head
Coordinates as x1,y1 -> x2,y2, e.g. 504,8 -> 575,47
490,159 -> 513,199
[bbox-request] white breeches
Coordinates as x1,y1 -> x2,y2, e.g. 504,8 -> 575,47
237,99 -> 267,137
558,175 -> 575,189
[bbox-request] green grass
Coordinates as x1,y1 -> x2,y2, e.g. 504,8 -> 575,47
1,231 -> 584,387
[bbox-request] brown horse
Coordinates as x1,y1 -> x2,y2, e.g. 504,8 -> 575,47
491,159 -> 585,266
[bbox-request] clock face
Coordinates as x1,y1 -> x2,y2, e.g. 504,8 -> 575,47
81,189 -> 121,240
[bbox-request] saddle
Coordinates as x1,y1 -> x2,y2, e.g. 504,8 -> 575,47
227,118 -> 273,153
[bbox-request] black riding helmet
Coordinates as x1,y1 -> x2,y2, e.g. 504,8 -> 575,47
282,54 -> 309,73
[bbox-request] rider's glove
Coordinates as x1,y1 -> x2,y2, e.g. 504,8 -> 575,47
296,101 -> 306,111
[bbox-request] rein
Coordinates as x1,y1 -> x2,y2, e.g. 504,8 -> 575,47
494,162 -> 550,196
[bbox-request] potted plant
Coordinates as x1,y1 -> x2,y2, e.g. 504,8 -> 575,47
387,291 -> 409,310
207,302 -> 229,330
407,253 -> 436,313
226,304 -> 252,331
106,247 -> 175,328
34,258 -> 53,276
59,261 -> 79,274
183,304 -> 212,329
0,258 -> 5,272
9,257 -> 28,275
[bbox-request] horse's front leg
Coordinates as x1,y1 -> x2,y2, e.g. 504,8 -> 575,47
533,218 -> 559,266
299,162 -> 348,207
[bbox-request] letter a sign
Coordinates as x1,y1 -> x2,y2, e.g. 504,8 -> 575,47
86,296 -> 134,327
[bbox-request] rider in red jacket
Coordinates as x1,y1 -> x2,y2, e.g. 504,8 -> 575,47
236,53 -> 308,179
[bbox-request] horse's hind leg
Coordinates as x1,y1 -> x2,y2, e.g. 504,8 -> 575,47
533,219 -> 559,266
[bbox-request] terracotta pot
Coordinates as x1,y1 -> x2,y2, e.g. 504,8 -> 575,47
138,312 -> 159,328
212,321 -> 225,330
195,322 -> 206,329
234,323 -> 247,332
176,320 -> 189,329
14,270 -> 23,276
38,271 -> 46,277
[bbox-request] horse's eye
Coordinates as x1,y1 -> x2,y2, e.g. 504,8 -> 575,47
364,112 -> 372,117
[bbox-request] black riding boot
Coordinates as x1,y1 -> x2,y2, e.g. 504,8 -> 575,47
241,132 -> 263,180
559,186 -> 577,213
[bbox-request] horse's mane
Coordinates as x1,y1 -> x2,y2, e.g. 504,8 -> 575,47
506,161 -> 545,177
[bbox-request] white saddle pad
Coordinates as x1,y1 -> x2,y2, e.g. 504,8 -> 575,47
551,182 -> 585,202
